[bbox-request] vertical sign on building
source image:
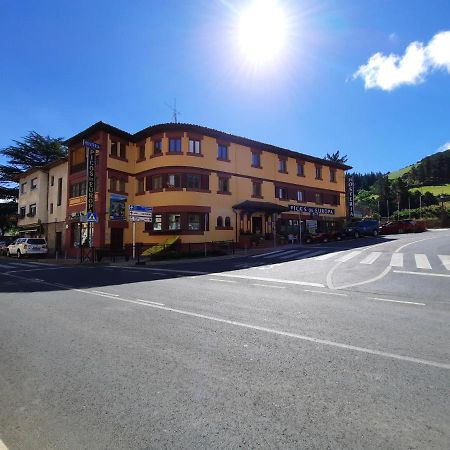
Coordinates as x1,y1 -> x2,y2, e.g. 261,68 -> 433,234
346,175 -> 355,218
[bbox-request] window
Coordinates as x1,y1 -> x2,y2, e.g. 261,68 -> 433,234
187,174 -> 201,189
188,214 -> 201,230
217,216 -> 223,227
137,178 -> 145,194
153,139 -> 162,155
167,174 -> 181,188
217,144 -> 228,160
20,182 -> 26,194
297,162 -> 305,176
70,182 -> 86,198
51,176 -> 55,186
57,178 -> 63,206
278,187 -> 288,200
152,175 -> 163,190
109,177 -> 117,192
297,190 -> 304,202
110,141 -> 118,157
315,166 -> 322,180
50,203 -> 54,214
119,142 -> 127,159
218,177 -> 229,193
252,152 -> 261,168
138,145 -> 145,160
31,177 -> 37,190
169,138 -> 182,153
189,139 -> 201,154
29,203 -> 36,217
119,179 -> 126,193
225,216 -> 231,227
332,194 -> 339,205
19,207 -> 26,218
279,159 -> 287,173
168,214 -> 181,230
153,214 -> 162,231
252,182 -> 262,197
315,193 -> 323,204
330,168 -> 336,182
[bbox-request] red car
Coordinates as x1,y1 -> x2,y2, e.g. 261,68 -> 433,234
379,220 -> 426,235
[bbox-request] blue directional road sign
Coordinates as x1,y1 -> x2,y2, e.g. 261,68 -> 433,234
83,140 -> 101,150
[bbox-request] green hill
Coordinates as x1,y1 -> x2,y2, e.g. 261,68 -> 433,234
388,164 -> 417,180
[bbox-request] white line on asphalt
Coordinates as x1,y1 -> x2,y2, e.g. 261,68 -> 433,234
135,299 -> 165,306
210,273 -> 325,287
251,249 -> 287,258
91,290 -> 119,296
208,278 -> 237,283
315,251 -> 344,260
303,250 -> 327,258
33,278 -> 44,281
393,270 -> 450,278
438,255 -> 450,270
4,272 -> 450,370
360,252 -> 382,265
252,284 -> 286,289
414,254 -> 432,270
390,253 -> 404,267
6,267 -> 68,274
0,264 -> 12,269
304,290 -> 347,297
275,249 -> 302,258
0,438 -> 9,450
369,297 -> 425,306
278,250 -> 312,260
337,251 -> 362,262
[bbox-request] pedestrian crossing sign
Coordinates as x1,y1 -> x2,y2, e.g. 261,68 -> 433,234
86,212 -> 98,223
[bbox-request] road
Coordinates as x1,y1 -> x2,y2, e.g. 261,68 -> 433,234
0,230 -> 449,449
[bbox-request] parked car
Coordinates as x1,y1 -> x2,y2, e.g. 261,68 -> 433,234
328,230 -> 344,241
302,231 -> 330,244
345,219 -> 380,238
0,237 -> 15,256
379,220 -> 427,235
6,238 -> 48,258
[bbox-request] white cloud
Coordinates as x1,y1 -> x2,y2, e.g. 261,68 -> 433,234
437,141 -> 450,152
354,31 -> 450,91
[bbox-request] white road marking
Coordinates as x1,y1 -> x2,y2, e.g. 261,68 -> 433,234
6,267 -> 68,273
0,438 -> 9,450
390,253 -> 404,267
4,272 -> 450,370
251,249 -> 287,258
135,299 -> 165,306
304,290 -> 347,297
315,251 -> 344,260
275,249 -> 302,259
337,251 -> 362,262
438,255 -> 450,270
393,270 -> 450,278
278,250 -> 311,260
252,284 -> 286,289
91,290 -> 119,296
414,254 -> 432,270
369,297 -> 425,306
208,278 -> 237,283
302,250 -> 326,258
360,252 -> 382,265
210,273 -> 325,288
0,264 -> 13,269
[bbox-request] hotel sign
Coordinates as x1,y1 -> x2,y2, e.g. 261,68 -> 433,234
83,140 -> 99,213
346,175 -> 355,217
289,205 -> 335,215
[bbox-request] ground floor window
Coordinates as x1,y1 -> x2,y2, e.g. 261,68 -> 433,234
168,214 -> 181,230
188,214 -> 201,230
153,214 -> 162,231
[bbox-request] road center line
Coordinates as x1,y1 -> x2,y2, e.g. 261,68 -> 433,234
369,297 -> 425,306
304,290 -> 347,297
3,273 -> 449,370
208,278 -> 237,283
210,273 -> 324,287
393,270 -> 450,278
252,284 -> 286,289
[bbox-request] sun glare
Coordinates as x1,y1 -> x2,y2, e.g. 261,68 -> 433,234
238,0 -> 287,65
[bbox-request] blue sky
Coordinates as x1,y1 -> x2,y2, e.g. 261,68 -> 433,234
1,0 -> 449,173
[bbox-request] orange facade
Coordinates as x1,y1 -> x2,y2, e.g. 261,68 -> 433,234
64,122 -> 350,254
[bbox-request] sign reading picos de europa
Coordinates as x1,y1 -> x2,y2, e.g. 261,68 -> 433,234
83,140 -> 100,214
289,205 -> 335,215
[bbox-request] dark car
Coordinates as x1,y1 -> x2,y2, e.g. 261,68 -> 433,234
345,219 -> 380,238
302,231 -> 330,244
379,220 -> 427,235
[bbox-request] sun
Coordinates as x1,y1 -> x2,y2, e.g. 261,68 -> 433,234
238,0 -> 287,65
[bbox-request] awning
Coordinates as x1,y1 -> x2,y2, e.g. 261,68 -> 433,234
232,200 -> 289,214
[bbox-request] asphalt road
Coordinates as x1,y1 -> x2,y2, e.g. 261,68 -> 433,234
0,230 -> 449,449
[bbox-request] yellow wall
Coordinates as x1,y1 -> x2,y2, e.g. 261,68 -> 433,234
103,131 -> 347,244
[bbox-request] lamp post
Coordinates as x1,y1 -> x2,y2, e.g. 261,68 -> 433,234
419,194 -> 423,219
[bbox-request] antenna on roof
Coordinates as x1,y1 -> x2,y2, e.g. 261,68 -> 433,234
165,98 -> 181,124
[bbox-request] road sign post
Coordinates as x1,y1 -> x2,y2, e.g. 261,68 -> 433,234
128,205 -> 153,259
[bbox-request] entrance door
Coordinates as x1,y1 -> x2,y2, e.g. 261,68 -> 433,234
55,232 -> 62,253
110,228 -> 124,249
252,216 -> 263,234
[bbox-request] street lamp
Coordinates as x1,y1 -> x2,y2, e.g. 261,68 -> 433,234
419,194 -> 423,219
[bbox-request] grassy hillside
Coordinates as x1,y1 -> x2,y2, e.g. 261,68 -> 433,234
409,184 -> 450,196
388,164 -> 416,180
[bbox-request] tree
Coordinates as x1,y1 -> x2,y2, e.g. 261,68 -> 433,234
324,150 -> 348,164
0,131 -> 67,199
0,201 -> 18,235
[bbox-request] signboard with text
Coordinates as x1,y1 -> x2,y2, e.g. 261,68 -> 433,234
128,205 -> 153,222
346,175 -> 355,217
289,205 -> 335,215
83,140 -> 99,214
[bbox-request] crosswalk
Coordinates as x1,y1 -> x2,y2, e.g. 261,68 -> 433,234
0,261 -> 50,270
251,248 -> 450,272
